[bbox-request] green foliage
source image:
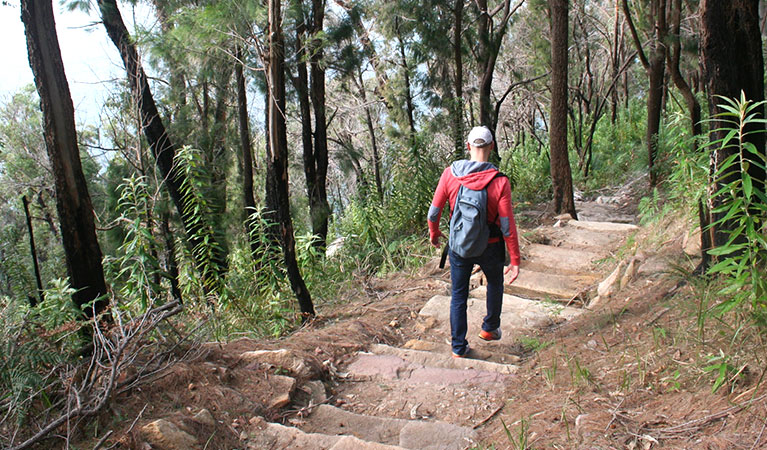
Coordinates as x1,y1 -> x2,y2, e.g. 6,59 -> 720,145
705,94 -> 767,327
0,280 -> 84,428
104,175 -> 164,311
500,134 -> 552,205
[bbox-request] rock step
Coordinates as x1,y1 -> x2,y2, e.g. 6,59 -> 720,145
246,417 -> 405,449
419,294 -> 580,340
346,353 -> 509,384
472,268 -> 598,301
532,224 -> 625,251
523,243 -> 603,273
401,338 -> 521,365
301,404 -> 477,450
369,343 -> 517,374
566,219 -> 639,233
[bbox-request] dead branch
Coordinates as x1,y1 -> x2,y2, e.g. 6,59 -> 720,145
7,301 -> 183,450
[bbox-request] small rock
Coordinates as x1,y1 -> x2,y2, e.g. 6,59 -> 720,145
415,317 -> 438,333
240,349 -> 314,378
620,257 -> 640,289
267,375 -> 297,410
598,261 -> 625,298
586,339 -> 598,350
303,380 -> 327,405
141,419 -> 199,450
193,409 -> 216,427
388,319 -> 399,328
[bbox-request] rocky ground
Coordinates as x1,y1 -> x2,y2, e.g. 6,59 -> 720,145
92,181 -> 767,449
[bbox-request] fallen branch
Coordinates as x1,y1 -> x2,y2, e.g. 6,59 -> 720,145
473,403 -> 505,429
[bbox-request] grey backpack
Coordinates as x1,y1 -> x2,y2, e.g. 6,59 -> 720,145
448,172 -> 504,258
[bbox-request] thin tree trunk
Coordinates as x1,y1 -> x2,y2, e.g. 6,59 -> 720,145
356,69 -> 383,201
267,0 -> 315,318
160,209 -> 183,304
98,0 -> 227,292
452,0 -> 465,159
549,0 -> 577,218
22,0 -> 109,317
22,196 -> 44,307
235,46 -> 259,258
310,0 -> 330,250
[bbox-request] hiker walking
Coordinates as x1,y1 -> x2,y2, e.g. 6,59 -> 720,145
427,126 -> 521,358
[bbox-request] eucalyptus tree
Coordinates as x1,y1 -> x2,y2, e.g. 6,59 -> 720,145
98,0 -> 228,294
266,0 -> 315,318
548,0 -> 576,218
701,0 -> 765,247
21,0 -> 108,317
622,0 -> 668,186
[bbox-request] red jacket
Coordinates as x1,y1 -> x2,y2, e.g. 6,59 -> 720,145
428,160 -> 521,266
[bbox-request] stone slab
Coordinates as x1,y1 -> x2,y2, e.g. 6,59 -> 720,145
419,294 -> 580,339
369,344 -> 517,374
246,417 -> 404,449
346,353 -> 507,385
304,405 -> 476,450
523,243 -> 603,273
535,225 -> 624,251
566,220 -> 638,233
472,268 -> 597,300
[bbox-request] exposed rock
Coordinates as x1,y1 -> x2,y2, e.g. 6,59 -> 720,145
240,348 -> 314,378
303,379 -> 327,405
192,409 -> 216,427
141,419 -> 199,450
620,257 -> 640,289
414,317 -> 438,333
598,261 -> 625,298
267,374 -> 297,410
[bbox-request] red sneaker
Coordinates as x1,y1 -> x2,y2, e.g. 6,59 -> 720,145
478,328 -> 502,341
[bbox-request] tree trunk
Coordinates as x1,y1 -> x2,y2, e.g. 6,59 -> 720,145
21,0 -> 108,317
267,0 -> 315,318
98,0 -> 227,292
235,46 -> 259,258
356,69 -> 384,202
549,0 -> 577,219
701,0 -> 765,246
452,0 -> 465,159
309,0 -> 330,250
22,196 -> 44,307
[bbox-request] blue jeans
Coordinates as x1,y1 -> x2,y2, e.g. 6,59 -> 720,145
449,241 -> 505,355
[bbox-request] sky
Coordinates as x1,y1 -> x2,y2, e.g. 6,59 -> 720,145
1,2 -> 154,126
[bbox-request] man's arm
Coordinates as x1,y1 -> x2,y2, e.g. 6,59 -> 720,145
427,169 -> 450,247
497,177 -> 521,283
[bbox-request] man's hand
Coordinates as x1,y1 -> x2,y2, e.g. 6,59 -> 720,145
504,264 -> 519,284
430,230 -> 444,248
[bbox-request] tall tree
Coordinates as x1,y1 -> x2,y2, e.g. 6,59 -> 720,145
266,0 -> 316,318
476,0 -> 524,150
21,0 -> 108,317
97,0 -> 228,292
622,0 -> 668,186
452,0 -> 466,158
548,0 -> 577,218
309,0 -> 330,249
701,0 -> 765,246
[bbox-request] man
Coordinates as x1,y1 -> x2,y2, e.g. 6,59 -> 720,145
428,126 -> 520,358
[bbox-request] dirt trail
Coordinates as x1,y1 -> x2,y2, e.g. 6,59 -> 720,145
119,185 -> 767,449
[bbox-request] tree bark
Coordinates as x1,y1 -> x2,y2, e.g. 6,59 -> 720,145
22,196 -> 44,307
549,0 -> 577,219
701,0 -> 765,247
452,0 -> 465,159
309,0 -> 330,250
622,0 -> 668,187
235,46 -> 259,258
97,0 -> 227,292
266,0 -> 315,318
21,0 -> 108,317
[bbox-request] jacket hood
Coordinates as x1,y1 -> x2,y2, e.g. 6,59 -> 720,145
450,160 -> 500,190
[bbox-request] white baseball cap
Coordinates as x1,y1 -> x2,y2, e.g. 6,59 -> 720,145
467,126 -> 493,147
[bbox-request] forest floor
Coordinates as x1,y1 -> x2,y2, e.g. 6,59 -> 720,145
89,177 -> 767,450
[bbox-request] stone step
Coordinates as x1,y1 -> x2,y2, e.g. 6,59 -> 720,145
245,417 -> 405,449
401,338 -> 521,365
419,294 -> 580,340
530,225 -> 625,251
523,243 -> 603,273
368,343 -> 517,374
346,353 -> 509,385
567,219 -> 639,233
472,268 -> 598,301
301,404 -> 477,450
